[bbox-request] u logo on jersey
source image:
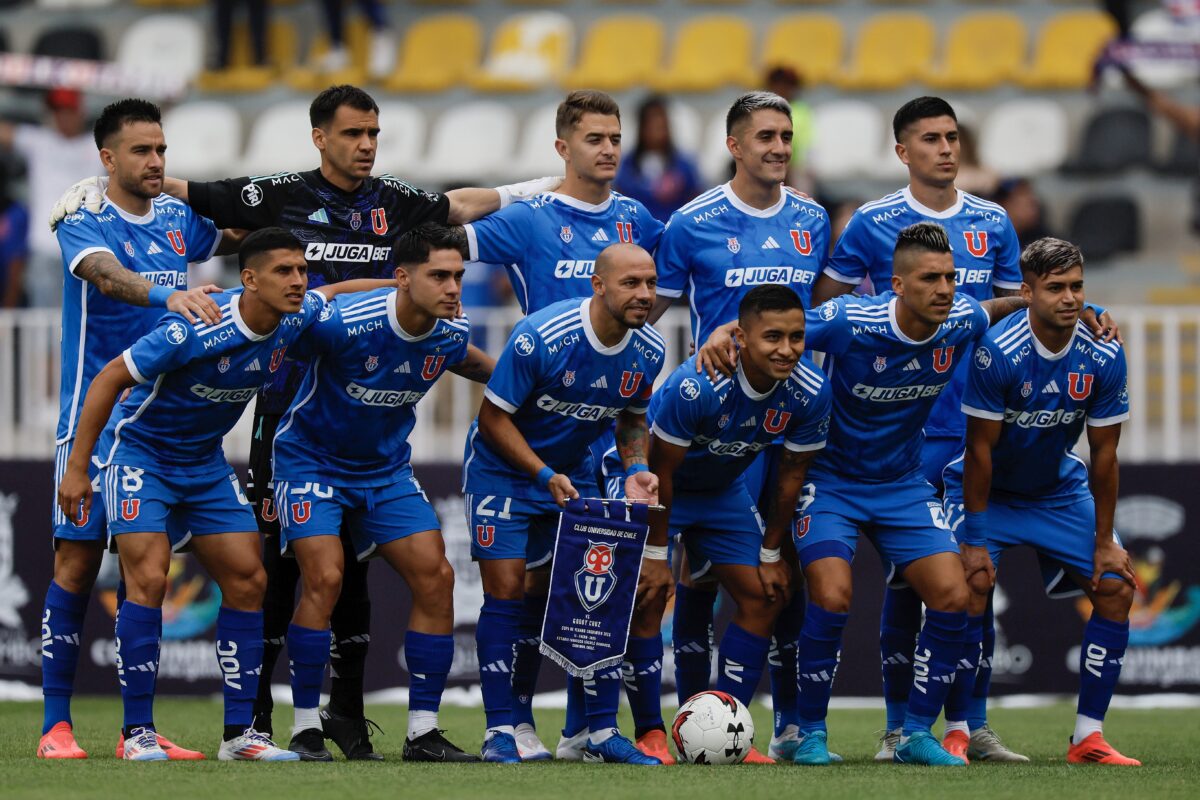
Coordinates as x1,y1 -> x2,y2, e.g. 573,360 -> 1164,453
291,501 -> 311,524
616,221 -> 632,243
261,498 -> 277,522
371,208 -> 388,235
476,524 -> 495,548
421,355 -> 446,381
932,346 -> 955,373
120,499 -> 140,521
165,229 -> 186,256
963,231 -> 989,257
269,347 -> 286,373
763,408 -> 792,434
1068,372 -> 1094,400
618,371 -> 644,398
794,515 -> 811,539
790,229 -> 813,255
72,506 -> 89,527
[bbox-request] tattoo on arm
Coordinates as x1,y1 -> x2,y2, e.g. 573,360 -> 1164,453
74,252 -> 152,306
993,287 -> 1021,298
980,295 -> 1028,325
616,413 -> 650,469
449,345 -> 494,384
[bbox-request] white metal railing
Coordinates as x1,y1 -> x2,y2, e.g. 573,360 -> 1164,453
1,305 -> 1197,462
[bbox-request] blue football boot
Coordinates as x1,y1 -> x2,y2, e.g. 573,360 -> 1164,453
481,731 -> 522,764
894,730 -> 968,766
582,731 -> 662,765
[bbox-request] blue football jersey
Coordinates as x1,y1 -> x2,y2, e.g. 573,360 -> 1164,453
947,311 -> 1129,507
55,195 -> 220,443
656,184 -> 831,344
650,356 -> 831,493
807,291 -> 991,482
273,288 -> 470,487
97,290 -> 324,475
464,191 -> 665,314
463,297 -> 666,500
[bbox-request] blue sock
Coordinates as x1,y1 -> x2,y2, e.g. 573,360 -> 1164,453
41,581 -> 89,734
903,609 -> 966,736
716,622 -> 770,708
796,603 -> 848,735
217,607 -> 264,729
511,593 -> 546,727
287,623 -> 331,713
769,594 -> 803,736
1077,615 -> 1129,721
563,676 -> 587,737
672,584 -> 715,705
944,614 -> 983,724
967,602 -> 995,730
880,585 -> 922,732
476,594 -> 522,730
405,630 -> 453,713
116,601 -> 161,730
584,665 -> 622,733
623,634 -> 664,732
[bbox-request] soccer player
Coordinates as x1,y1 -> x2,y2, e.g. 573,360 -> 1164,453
648,285 -> 830,755
271,224 -> 492,762
944,237 -> 1139,766
56,228 -> 377,760
38,98 -> 239,760
463,242 -> 666,765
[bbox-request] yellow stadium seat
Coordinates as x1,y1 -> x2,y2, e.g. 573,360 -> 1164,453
384,14 -> 482,92
835,13 -> 936,90
561,15 -> 663,91
761,14 -> 843,87
285,18 -> 371,91
924,12 -> 1027,89
1019,10 -> 1118,89
196,19 -> 299,93
655,15 -> 757,91
471,12 -> 573,91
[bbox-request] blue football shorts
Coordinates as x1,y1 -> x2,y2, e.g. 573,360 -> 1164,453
466,487 -> 601,568
672,478 -> 765,580
53,441 -> 106,546
920,434 -> 965,495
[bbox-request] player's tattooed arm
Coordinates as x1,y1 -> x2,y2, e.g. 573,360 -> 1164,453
449,344 -> 495,384
74,251 -> 223,325
979,295 -> 1028,326
992,287 -> 1021,298
617,409 -> 658,504
1086,421 -> 1135,589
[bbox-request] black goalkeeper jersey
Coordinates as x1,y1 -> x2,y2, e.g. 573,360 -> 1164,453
189,169 -> 451,413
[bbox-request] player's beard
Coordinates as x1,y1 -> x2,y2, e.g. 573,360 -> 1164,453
119,172 -> 161,201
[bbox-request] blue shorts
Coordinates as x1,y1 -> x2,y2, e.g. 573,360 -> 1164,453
466,488 -> 602,567
793,468 -> 959,575
672,479 -> 765,580
53,441 -> 106,545
741,445 -> 779,508
920,434 -> 964,495
592,431 -> 625,500
102,463 -> 255,551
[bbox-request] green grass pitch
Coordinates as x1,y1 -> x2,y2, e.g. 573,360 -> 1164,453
3,698 -> 1197,799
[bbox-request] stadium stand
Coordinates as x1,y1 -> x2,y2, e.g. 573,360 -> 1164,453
161,100 -> 243,180
117,14 -> 206,83
654,15 -> 756,91
1068,195 -> 1143,262
760,14 -> 844,88
1064,107 -> 1154,175
807,99 -> 885,181
561,15 -> 664,91
31,25 -> 104,59
835,13 -> 936,90
417,100 -> 518,184
924,12 -> 1026,90
383,14 -> 483,93
470,12 -> 573,91
237,99 -> 315,175
374,100 -> 428,177
1019,10 -> 1118,89
978,99 -> 1071,178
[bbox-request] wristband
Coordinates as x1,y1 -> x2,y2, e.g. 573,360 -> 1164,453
536,466 -> 555,488
495,185 -> 512,209
961,510 -> 989,547
759,547 -> 781,563
627,463 -> 649,474
643,545 -> 668,561
148,285 -> 173,307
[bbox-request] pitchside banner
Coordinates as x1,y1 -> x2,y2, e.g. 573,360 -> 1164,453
1,461 -> 1198,699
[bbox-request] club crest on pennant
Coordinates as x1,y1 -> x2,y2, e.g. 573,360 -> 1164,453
874,355 -> 887,373
350,211 -> 362,231
560,226 -> 573,243
575,541 -> 617,612
727,237 -> 741,254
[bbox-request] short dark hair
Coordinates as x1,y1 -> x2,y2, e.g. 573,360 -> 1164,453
1020,237 -> 1084,280
738,284 -> 804,322
892,96 -> 957,142
239,227 -> 303,270
726,91 -> 792,136
394,223 -> 467,268
309,85 -> 379,129
93,98 -> 161,149
893,222 -> 953,266
555,90 -> 620,138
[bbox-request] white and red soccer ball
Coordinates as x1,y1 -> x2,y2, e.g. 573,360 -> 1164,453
671,690 -> 755,764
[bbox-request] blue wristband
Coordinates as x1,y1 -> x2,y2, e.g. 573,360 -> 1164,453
536,466 -> 555,488
961,510 -> 989,547
148,285 -> 173,307
627,463 -> 649,474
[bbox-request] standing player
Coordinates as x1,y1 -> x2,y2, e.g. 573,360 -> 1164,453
56,228 -> 374,760
463,243 -> 666,764
38,98 -> 237,760
271,224 -> 492,762
944,237 -> 1139,766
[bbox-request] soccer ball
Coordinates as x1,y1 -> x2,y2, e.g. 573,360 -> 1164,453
670,690 -> 755,764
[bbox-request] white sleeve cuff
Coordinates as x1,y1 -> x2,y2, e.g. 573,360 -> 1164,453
784,439 -> 826,452
992,279 -> 1021,291
483,386 -> 518,414
822,266 -> 861,285
655,286 -> 684,299
625,404 -> 649,415
123,349 -> 148,384
1087,412 -> 1130,427
650,422 -> 691,447
197,229 -> 222,262
68,246 -> 113,276
962,404 -> 1004,421
464,223 -> 480,263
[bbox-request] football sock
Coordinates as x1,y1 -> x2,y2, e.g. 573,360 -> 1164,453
287,622 -> 330,731
716,622 -> 770,708
41,581 -> 88,734
584,664 -> 622,734
796,603 -> 848,735
563,676 -> 588,737
588,726 -> 616,745
1072,715 -> 1104,746
967,601 -> 995,731
1076,614 -> 1129,729
217,607 -> 264,729
476,594 -> 522,730
903,609 -> 966,737
408,710 -> 438,741
511,593 -> 547,728
769,594 -> 804,737
880,585 -> 922,732
255,534 -> 299,722
672,583 -> 715,705
623,634 -> 665,733
405,630 -> 453,718
328,554 -> 370,718
944,613 -> 984,726
116,601 -> 161,731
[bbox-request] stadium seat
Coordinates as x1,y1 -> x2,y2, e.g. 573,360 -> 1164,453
471,12 -> 573,91
384,14 -> 482,92
418,101 -> 518,184
1157,127 -> 1199,177
1063,107 -> 1153,174
698,110 -> 733,185
287,18 -> 371,91
117,15 -> 205,83
195,20 -> 298,93
1067,195 -> 1141,261
925,12 -> 1027,89
654,15 -> 756,91
807,100 -> 885,180
834,13 -> 936,90
37,0 -> 117,8
374,101 -> 427,177
1019,10 -> 1118,89
161,101 -> 243,181
238,101 -> 316,176
511,102 -> 565,178
561,15 -> 664,91
978,99 -> 1070,176
32,26 -> 103,60
761,14 -> 844,87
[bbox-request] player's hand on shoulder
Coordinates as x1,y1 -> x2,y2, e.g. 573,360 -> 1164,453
695,322 -> 740,382
783,184 -> 813,202
57,466 -> 93,525
49,176 -> 108,232
1082,308 -> 1123,345
167,287 -> 224,325
497,175 -> 564,207
547,473 -> 578,507
624,470 -> 658,506
1092,539 -> 1136,590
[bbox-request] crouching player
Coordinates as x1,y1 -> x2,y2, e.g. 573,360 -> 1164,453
57,228 -> 375,760
649,285 -> 831,763
272,224 -> 493,762
944,237 -> 1139,766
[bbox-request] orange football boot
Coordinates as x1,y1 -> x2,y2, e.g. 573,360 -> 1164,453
37,722 -> 88,759
1067,732 -> 1141,766
116,731 -> 206,760
741,747 -> 776,764
942,729 -> 970,764
635,729 -> 676,765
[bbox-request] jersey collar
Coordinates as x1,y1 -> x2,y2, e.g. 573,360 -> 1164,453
1029,310 -> 1076,361
721,182 -> 788,219
103,193 -> 156,225
231,292 -> 275,342
387,289 -> 437,341
888,297 -> 939,346
580,297 -> 631,355
901,186 -> 964,219
548,191 -> 613,214
736,361 -> 777,401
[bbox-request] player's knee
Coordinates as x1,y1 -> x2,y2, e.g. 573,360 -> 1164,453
810,586 -> 852,615
302,564 -> 344,604
224,564 -> 268,610
966,570 -> 993,599
128,572 -> 168,607
923,580 -> 968,613
414,559 -> 455,606
53,544 -> 102,594
1093,578 -> 1134,619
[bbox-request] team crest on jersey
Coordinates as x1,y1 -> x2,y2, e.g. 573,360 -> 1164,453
1068,371 -> 1094,400
727,237 -> 741,254
350,211 -> 362,231
794,515 -> 811,539
619,371 -> 644,398
475,524 -> 495,547
975,347 -> 992,370
290,501 -> 311,524
575,541 -> 617,612
166,229 -> 186,256
963,230 -> 989,257
873,356 -> 887,373
269,347 -> 286,372
123,241 -> 135,257
931,346 -> 955,374
790,229 -> 813,255
422,355 -> 446,381
1021,380 -> 1033,397
616,221 -> 633,243
718,413 -> 730,429
371,208 -> 388,235
763,408 -> 792,434
218,356 -> 231,374
560,226 -> 573,243
120,499 -> 140,521
562,370 -> 576,387
365,355 -> 380,372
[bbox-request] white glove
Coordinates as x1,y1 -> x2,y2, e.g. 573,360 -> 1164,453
49,176 -> 108,232
495,175 -> 563,208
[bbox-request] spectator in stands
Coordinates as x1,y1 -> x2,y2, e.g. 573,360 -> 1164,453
0,88 -> 97,307
213,0 -> 269,70
614,95 -> 703,224
315,0 -> 394,80
765,66 -> 815,191
954,124 -> 1001,198
994,178 -> 1053,249
0,160 -> 29,308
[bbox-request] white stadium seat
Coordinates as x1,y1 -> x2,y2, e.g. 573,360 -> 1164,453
238,101 -> 316,176
512,102 -> 566,179
698,110 -> 732,186
162,102 -> 243,181
808,100 -> 884,181
117,14 -> 205,83
374,101 -> 427,178
979,99 -> 1070,177
418,101 -> 518,185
